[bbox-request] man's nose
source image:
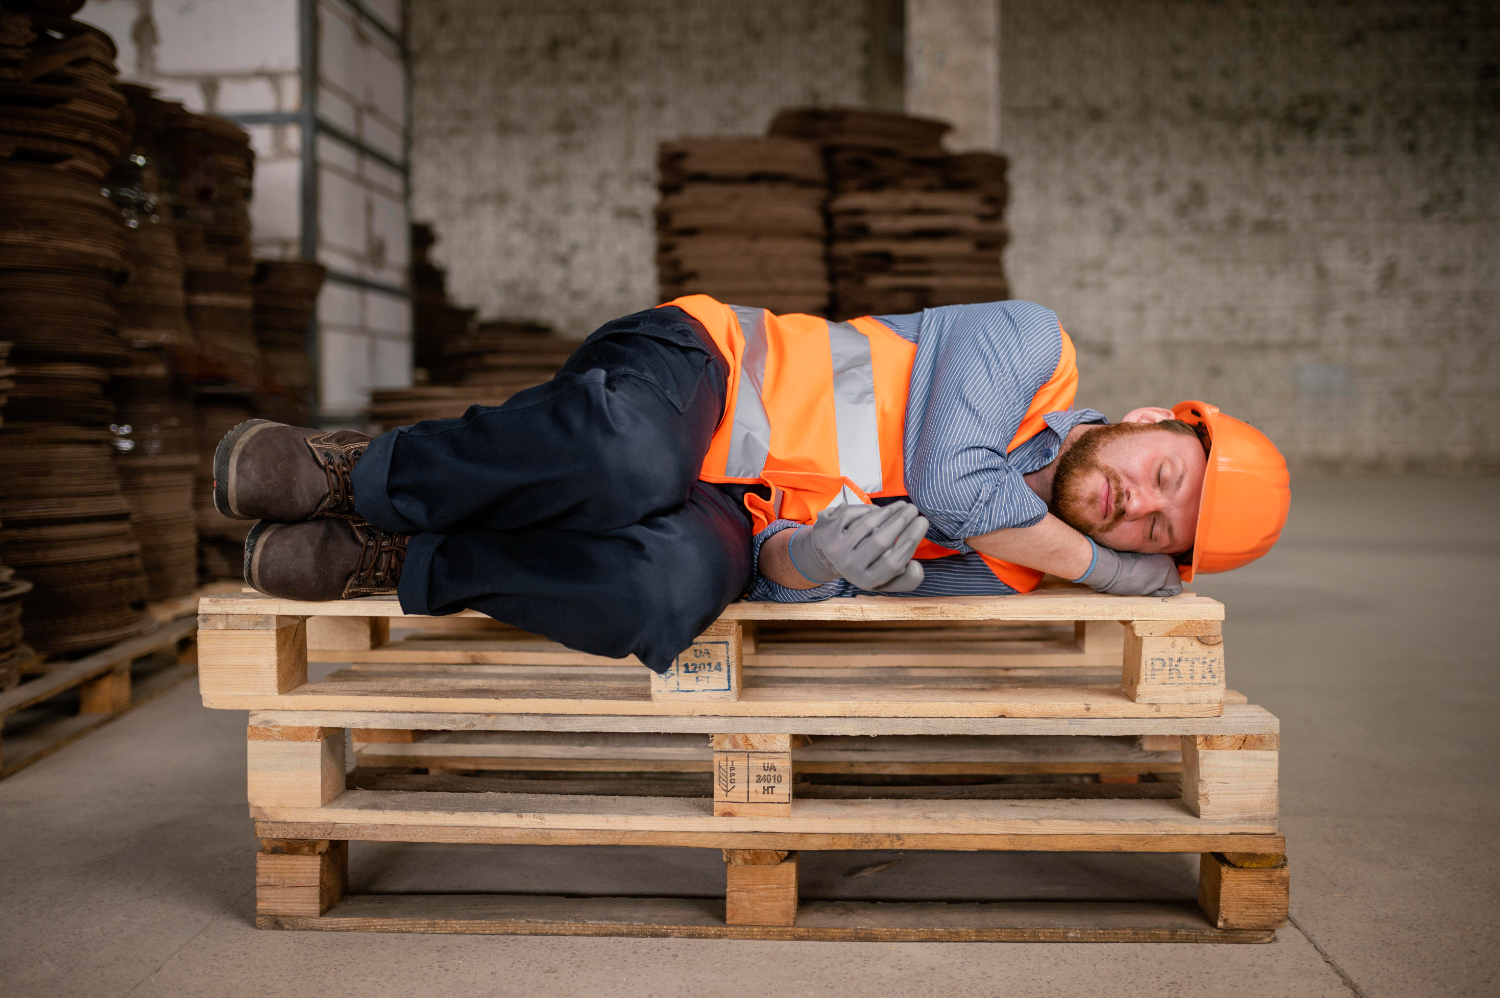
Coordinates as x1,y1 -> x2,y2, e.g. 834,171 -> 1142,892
1122,487 -> 1160,519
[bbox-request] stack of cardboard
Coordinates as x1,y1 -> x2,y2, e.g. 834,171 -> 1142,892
655,136 -> 828,317
411,222 -> 475,376
112,85 -> 190,350
252,259 -> 325,426
369,226 -> 571,433
110,350 -> 197,600
168,109 -> 257,384
0,3 -> 152,656
368,319 -> 574,433
101,84 -> 202,600
771,108 -> 1011,320
0,423 -> 152,655
440,321 -> 575,390
0,340 -> 30,689
160,109 -> 257,580
0,6 -> 132,181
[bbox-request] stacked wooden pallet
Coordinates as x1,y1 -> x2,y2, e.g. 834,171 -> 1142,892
770,108 -> 1010,320
198,588 -> 1289,941
656,137 -> 829,317
0,583 -> 216,779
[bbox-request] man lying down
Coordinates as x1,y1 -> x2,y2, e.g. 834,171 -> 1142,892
212,296 -> 1291,674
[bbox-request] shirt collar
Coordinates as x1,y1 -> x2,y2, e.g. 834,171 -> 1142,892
1007,408 -> 1109,475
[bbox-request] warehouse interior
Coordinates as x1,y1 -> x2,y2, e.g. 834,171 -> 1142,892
0,1 -> 1496,996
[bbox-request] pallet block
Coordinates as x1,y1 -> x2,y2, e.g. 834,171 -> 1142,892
724,849 -> 798,926
712,733 -> 792,817
247,724 -> 345,810
307,616 -> 389,654
650,620 -> 742,702
1198,852 -> 1289,929
78,663 -> 132,714
197,614 -> 306,697
257,838 -> 348,917
1181,734 -> 1280,822
1123,621 -> 1224,706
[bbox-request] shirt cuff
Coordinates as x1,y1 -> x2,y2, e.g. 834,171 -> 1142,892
748,519 -> 855,603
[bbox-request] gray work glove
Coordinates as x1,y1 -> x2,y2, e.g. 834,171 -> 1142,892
1074,538 -> 1183,597
788,501 -> 929,592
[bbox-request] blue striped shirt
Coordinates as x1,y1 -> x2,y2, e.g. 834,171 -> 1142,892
748,301 -> 1106,601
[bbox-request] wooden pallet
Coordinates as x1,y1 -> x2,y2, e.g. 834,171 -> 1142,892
200,590 -> 1287,941
198,589 -> 1230,717
0,586 -> 223,777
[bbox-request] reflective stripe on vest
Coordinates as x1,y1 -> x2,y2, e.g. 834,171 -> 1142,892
725,305 -> 772,478
829,321 -> 882,494
721,307 -> 885,495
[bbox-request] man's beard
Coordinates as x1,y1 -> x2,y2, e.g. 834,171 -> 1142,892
1050,422 -> 1163,537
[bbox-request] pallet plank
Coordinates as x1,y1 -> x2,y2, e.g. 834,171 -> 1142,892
346,771 -> 1184,800
206,679 -> 1224,718
200,591 -> 1225,622
254,818 -> 1285,853
247,700 -> 1273,737
257,894 -> 1273,942
249,789 -> 1277,835
354,731 -> 1186,777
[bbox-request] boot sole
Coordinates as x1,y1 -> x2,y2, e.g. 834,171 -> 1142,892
242,519 -> 280,594
213,418 -> 275,519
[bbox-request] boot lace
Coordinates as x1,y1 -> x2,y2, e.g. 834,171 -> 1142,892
343,523 -> 408,597
310,436 -> 363,517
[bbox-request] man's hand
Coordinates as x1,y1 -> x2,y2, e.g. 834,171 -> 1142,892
788,501 -> 928,592
1074,539 -> 1182,597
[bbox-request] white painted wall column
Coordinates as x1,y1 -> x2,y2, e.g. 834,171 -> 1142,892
904,0 -> 1001,151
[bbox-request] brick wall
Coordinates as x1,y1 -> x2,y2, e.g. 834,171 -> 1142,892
1002,1 -> 1499,473
407,0 -> 871,340
409,0 -> 1498,472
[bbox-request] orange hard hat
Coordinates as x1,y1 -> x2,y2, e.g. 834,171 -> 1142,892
1173,400 -> 1290,582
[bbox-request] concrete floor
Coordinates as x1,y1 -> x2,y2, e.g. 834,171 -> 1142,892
1,477 -> 1496,997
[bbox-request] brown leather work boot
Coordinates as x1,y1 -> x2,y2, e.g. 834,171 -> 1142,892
244,518 -> 409,601
214,419 -> 372,522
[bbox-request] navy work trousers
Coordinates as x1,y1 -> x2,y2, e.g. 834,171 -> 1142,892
350,306 -> 753,673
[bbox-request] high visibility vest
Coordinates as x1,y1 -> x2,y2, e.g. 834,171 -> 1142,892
668,294 -> 1078,593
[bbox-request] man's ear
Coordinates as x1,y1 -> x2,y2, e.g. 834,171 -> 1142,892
1121,406 -> 1176,424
